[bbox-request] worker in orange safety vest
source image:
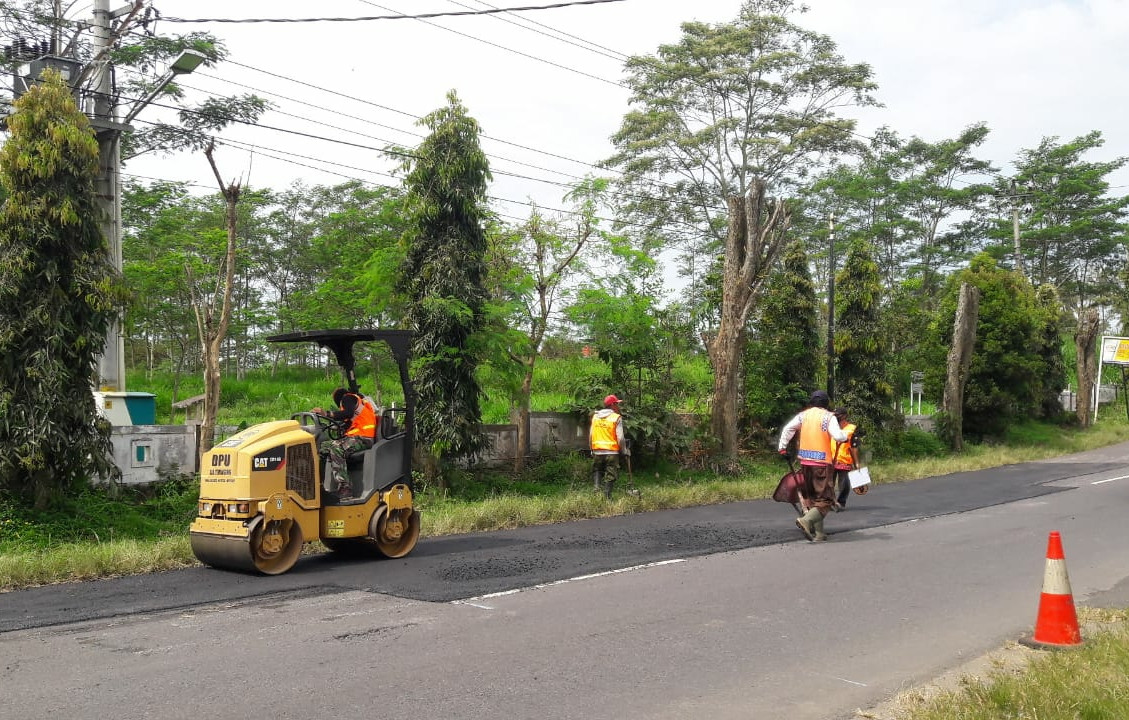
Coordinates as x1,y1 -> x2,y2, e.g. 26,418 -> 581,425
777,390 -> 848,541
590,394 -> 629,499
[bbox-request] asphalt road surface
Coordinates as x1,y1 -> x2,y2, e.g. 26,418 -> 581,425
3,443 -> 1129,720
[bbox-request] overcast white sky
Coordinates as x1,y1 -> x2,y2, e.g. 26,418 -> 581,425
122,0 -> 1129,225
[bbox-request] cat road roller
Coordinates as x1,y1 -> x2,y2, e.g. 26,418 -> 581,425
189,329 -> 421,575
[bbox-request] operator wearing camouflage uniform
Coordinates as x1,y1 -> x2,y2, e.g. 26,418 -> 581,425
313,388 -> 378,500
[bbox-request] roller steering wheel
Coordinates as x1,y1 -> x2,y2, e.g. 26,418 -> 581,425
292,411 -> 345,441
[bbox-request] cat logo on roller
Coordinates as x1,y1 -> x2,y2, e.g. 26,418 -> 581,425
189,329 -> 421,576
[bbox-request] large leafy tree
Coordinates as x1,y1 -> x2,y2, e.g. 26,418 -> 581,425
833,238 -> 892,432
804,125 -> 997,300
121,179 -> 200,380
987,132 -> 1129,319
397,91 -> 491,482
923,254 -> 1056,440
487,179 -> 605,472
605,0 -> 878,457
302,182 -> 406,330
0,71 -> 126,507
743,239 -> 820,430
566,242 -> 696,460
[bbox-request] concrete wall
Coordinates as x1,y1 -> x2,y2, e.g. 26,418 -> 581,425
110,424 -> 197,485
109,413 -> 591,481
477,412 -> 589,466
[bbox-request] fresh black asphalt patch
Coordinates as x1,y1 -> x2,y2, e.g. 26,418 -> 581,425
0,460 -> 1120,632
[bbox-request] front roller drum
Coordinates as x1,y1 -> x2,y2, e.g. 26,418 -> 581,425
191,516 -> 305,575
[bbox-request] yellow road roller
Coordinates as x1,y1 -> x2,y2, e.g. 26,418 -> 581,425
189,329 -> 421,575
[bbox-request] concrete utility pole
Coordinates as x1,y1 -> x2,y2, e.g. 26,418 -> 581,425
91,0 -> 127,392
87,0 -> 204,392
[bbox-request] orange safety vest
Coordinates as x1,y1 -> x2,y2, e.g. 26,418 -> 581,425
797,407 -> 833,464
344,393 -> 378,438
834,423 -> 857,469
590,412 -> 621,452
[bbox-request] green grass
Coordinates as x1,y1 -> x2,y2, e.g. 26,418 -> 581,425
890,608 -> 1129,720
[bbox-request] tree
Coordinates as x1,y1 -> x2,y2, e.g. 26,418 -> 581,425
192,143 -> 240,454
1033,284 -> 1068,420
397,91 -> 491,483
804,125 -> 996,300
121,180 -> 200,381
925,254 -> 1053,441
833,238 -> 892,432
487,180 -> 605,472
566,242 -> 696,462
0,71 -> 126,507
989,132 -> 1129,319
605,0 -> 878,458
744,239 -> 820,429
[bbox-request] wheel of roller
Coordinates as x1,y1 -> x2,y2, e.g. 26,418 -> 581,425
249,517 -> 304,575
370,505 -> 421,559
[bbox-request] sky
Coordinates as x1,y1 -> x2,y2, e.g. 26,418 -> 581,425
117,0 -> 1129,231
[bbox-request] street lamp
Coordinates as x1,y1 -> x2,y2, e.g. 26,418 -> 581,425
95,47 -> 205,394
123,49 -> 206,124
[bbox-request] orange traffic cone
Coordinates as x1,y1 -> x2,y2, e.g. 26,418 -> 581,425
1024,531 -> 1083,649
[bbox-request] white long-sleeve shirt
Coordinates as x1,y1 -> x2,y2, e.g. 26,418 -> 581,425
777,408 -> 848,455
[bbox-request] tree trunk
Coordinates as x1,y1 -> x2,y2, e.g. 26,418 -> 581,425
942,282 -> 980,451
199,340 -> 221,452
514,367 -> 534,473
707,180 -> 791,459
1075,307 -> 1100,427
196,144 -> 241,456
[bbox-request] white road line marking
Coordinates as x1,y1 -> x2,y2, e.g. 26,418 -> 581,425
452,559 -> 687,606
1092,474 -> 1129,485
827,674 -> 868,687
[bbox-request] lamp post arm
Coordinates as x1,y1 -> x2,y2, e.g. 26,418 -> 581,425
123,70 -> 174,124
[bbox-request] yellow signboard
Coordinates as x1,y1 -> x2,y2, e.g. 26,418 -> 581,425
1101,337 -> 1129,366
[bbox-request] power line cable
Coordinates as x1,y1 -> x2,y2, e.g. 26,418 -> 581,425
181,71 -> 595,185
126,115 -> 699,238
158,0 -> 627,24
354,0 -> 623,88
115,74 -> 725,214
444,0 -> 627,62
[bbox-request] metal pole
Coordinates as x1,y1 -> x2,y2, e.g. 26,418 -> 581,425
826,215 -> 836,401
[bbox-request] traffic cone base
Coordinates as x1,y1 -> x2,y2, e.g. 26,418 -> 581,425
1021,531 -> 1083,650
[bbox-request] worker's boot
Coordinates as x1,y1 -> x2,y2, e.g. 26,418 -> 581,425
812,511 -> 828,542
603,479 -> 614,500
795,508 -> 819,541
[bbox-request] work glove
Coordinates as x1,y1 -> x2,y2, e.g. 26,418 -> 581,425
779,449 -> 791,461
